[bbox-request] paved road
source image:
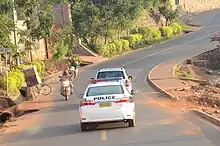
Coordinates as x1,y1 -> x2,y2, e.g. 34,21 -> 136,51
1,9 -> 220,146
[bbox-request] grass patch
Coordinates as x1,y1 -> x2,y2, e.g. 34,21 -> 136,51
174,64 -> 196,78
178,23 -> 191,32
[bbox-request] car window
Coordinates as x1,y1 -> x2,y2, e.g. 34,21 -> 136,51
86,85 -> 124,96
97,71 -> 125,79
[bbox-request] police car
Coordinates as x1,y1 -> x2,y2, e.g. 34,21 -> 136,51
78,77 -> 136,131
93,67 -> 133,93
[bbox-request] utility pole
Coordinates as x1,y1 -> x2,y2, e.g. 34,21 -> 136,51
12,0 -> 20,65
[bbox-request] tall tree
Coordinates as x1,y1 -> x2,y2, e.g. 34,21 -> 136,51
158,1 -> 179,26
16,0 -> 40,62
16,0 -> 54,62
71,0 -> 101,49
0,0 -> 15,50
98,3 -> 114,43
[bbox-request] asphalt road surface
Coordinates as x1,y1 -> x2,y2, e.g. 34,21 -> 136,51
1,9 -> 220,146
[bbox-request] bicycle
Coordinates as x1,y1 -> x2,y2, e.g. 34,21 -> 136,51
31,82 -> 52,98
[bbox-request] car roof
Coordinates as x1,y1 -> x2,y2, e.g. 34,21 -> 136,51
97,67 -> 125,72
88,80 -> 124,88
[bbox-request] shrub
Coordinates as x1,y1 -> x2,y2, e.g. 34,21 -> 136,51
138,27 -> 153,44
121,39 -> 130,52
36,61 -> 45,73
30,61 -> 44,79
108,43 -> 117,56
138,27 -> 162,44
0,61 -> 46,95
96,44 -> 110,57
71,54 -> 82,63
9,70 -> 25,89
0,70 -> 24,95
169,22 -> 182,34
125,33 -> 143,49
13,64 -> 31,71
113,40 -> 124,54
149,27 -> 162,41
0,76 -> 18,95
159,26 -> 174,39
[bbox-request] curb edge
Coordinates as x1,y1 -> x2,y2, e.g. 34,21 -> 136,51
192,109 -> 220,127
147,61 -> 180,101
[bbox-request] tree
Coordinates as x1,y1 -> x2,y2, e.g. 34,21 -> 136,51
71,0 -> 101,49
16,0 -> 40,62
158,1 -> 179,26
47,0 -> 69,4
30,6 -> 54,40
0,0 -> 15,50
16,0 -> 54,62
49,28 -> 69,61
98,3 -> 115,43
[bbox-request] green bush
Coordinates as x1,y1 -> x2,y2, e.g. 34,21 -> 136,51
125,33 -> 142,49
108,43 -> 117,56
120,39 -> 130,52
96,44 -> 110,57
169,22 -> 182,34
71,54 -> 82,63
159,26 -> 174,39
149,27 -> 162,41
0,70 -> 24,95
30,61 -> 44,79
0,76 -> 18,95
0,61 -> 46,95
138,27 -> 161,44
138,27 -> 153,44
13,64 -> 31,71
113,40 -> 124,54
9,70 -> 25,89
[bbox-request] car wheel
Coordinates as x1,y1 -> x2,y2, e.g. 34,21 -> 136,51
128,113 -> 136,127
81,123 -> 88,131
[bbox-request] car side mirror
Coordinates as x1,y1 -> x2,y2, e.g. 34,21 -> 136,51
131,89 -> 137,95
128,76 -> 133,80
90,77 -> 95,80
78,93 -> 84,99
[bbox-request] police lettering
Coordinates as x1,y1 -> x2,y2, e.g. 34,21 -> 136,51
94,96 -> 115,100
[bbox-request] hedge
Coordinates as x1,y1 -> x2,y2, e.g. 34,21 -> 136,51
169,22 -> 182,34
97,39 -> 130,57
137,27 -> 161,44
159,26 -> 174,39
0,61 -> 45,95
125,33 -> 142,48
96,23 -> 183,57
71,54 -> 82,63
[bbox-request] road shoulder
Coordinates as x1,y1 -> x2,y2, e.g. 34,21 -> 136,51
147,60 -> 220,127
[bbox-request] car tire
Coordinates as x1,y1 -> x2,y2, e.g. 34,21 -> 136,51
128,119 -> 135,127
81,123 -> 88,131
128,114 -> 136,127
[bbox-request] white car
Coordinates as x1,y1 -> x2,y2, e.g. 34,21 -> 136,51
93,67 -> 133,93
78,77 -> 136,131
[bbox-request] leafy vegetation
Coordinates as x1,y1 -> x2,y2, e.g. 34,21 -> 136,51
0,61 -> 45,95
0,0 -> 184,95
69,0 -> 181,56
174,64 -> 196,78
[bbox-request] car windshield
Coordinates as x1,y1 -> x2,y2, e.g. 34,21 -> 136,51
86,85 -> 124,96
97,71 -> 125,79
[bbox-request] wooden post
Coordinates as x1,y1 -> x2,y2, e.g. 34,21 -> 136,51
6,52 -> 8,96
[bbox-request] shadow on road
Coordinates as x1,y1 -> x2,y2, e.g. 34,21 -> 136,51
1,124 -> 80,144
44,104 -> 79,113
31,98 -> 64,104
